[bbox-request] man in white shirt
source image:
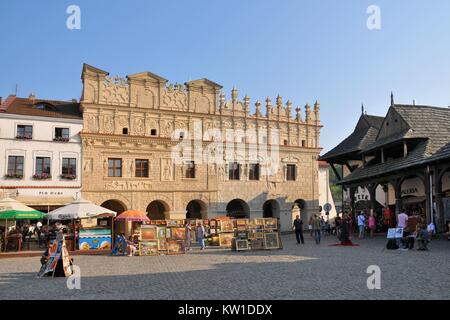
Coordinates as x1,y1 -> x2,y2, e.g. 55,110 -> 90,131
397,211 -> 409,229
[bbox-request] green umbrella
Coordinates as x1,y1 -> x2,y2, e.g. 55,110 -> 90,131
0,198 -> 45,220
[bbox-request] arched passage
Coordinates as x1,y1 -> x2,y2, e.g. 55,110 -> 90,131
101,200 -> 126,214
186,200 -> 208,219
263,200 -> 280,218
147,200 -> 170,220
226,199 -> 250,218
293,199 -> 307,210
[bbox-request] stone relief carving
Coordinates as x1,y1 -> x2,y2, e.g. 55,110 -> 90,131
102,76 -> 129,105
133,117 -> 145,135
162,120 -> 174,137
162,84 -> 187,111
83,158 -> 93,173
161,158 -> 173,181
102,115 -> 114,134
86,114 -> 98,132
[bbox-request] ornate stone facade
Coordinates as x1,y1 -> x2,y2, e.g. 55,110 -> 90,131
80,64 -> 322,231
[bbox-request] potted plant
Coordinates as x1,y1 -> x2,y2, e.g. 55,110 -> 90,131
33,173 -> 52,180
53,137 -> 70,142
16,135 -> 32,140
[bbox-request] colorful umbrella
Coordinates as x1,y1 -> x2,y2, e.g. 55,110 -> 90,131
0,198 -> 45,220
115,210 -> 150,222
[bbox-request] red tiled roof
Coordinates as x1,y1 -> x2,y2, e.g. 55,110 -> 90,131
1,96 -> 82,119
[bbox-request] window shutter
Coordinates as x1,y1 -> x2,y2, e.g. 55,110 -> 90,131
295,165 -> 298,181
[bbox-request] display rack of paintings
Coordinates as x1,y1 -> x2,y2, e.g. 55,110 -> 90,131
138,220 -> 186,256
232,238 -> 250,251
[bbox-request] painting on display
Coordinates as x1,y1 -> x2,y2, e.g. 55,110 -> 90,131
250,239 -> 264,250
158,239 -> 167,251
236,239 -> 250,251
263,233 -> 280,250
140,226 -> 157,241
220,220 -> 234,232
171,227 -> 186,240
236,219 -> 249,226
219,233 -> 234,247
207,236 -> 220,247
157,227 -> 167,239
139,241 -> 159,256
167,240 -> 185,254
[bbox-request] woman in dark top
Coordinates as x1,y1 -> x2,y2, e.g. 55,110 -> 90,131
339,213 -> 353,245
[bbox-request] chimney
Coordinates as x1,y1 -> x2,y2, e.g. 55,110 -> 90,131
29,93 -> 36,103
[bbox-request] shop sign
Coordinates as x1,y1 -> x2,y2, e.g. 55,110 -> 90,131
401,187 -> 418,197
17,189 -> 80,198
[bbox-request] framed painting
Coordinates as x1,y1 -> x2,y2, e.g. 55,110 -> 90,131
209,228 -> 217,235
263,233 -> 280,250
236,231 -> 249,239
236,219 -> 249,226
250,239 -> 264,250
158,239 -> 167,251
167,240 -> 185,254
171,227 -> 186,240
219,233 -> 234,247
157,227 -> 167,239
140,226 -> 157,241
166,220 -> 178,227
255,218 -> 265,226
139,241 -> 159,256
235,239 -> 250,251
210,220 -> 216,227
208,236 -> 220,247
220,220 -> 234,232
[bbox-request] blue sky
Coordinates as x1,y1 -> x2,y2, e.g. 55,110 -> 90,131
1,0 -> 450,153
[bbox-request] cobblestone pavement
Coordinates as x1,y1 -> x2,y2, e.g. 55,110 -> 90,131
0,235 -> 449,300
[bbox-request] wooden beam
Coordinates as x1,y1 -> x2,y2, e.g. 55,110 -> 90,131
330,163 -> 342,181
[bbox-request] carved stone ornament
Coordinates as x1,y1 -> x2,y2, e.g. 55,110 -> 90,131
102,76 -> 129,105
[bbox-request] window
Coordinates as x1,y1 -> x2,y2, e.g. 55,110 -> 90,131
301,140 -> 306,147
135,159 -> 149,178
55,128 -> 70,141
62,158 -> 77,177
283,139 -> 288,146
151,129 -> 157,136
7,156 -> 24,178
122,128 -> 128,135
229,162 -> 241,180
185,161 -> 196,179
286,164 -> 297,181
35,157 -> 51,178
108,158 -> 122,177
17,125 -> 32,139
249,163 -> 260,181
179,132 -> 185,139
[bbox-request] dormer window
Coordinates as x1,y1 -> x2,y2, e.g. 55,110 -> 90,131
34,103 -> 56,111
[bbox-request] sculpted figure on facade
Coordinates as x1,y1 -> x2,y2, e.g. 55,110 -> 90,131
102,114 -> 114,134
102,76 -> 129,106
133,117 -> 145,135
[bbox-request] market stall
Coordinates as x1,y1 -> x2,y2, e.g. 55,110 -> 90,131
139,219 -> 186,256
46,198 -> 116,251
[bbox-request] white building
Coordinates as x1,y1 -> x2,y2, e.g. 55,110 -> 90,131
0,95 -> 83,213
318,161 -> 337,219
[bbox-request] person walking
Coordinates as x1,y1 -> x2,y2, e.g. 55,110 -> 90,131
357,211 -> 366,239
368,213 -> 376,238
308,216 -> 314,238
292,215 -> 304,244
196,223 -> 206,250
185,221 -> 192,251
312,215 -> 321,244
